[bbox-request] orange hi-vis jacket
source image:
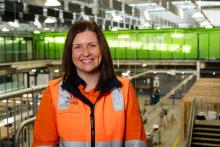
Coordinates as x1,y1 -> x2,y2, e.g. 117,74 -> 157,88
33,76 -> 146,147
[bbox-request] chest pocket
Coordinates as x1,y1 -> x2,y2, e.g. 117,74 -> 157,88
111,88 -> 124,111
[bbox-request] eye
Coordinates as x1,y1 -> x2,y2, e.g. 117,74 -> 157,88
73,45 -> 81,50
89,43 -> 97,48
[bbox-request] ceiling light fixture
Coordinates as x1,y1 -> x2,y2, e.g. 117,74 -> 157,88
200,20 -> 209,27
9,20 -> 20,28
171,33 -> 184,38
2,27 -> 9,32
44,0 -> 61,7
44,17 -> 57,23
44,27 -> 50,31
34,30 -> 41,34
192,11 -> 203,18
111,27 -> 118,31
142,64 -> 147,67
205,24 -> 213,29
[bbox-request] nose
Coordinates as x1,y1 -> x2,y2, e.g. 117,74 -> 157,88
81,47 -> 91,57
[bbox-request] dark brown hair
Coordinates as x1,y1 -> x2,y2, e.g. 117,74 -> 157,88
62,20 -> 116,92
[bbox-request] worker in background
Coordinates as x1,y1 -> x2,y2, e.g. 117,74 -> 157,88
151,88 -> 160,105
32,20 -> 146,147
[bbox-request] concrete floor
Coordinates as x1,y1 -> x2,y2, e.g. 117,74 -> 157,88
138,96 -> 187,147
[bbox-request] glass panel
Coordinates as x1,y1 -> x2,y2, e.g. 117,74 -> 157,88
0,76 -> 6,94
5,74 -> 12,93
14,37 -> 20,61
18,73 -> 24,89
49,43 -> 55,59
0,37 -> 5,63
12,74 -> 18,91
27,40 -> 33,60
5,37 -> 13,62
20,39 -> 27,61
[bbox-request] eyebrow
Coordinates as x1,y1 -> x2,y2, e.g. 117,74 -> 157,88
72,42 -> 98,45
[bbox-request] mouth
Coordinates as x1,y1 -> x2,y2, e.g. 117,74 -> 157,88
81,59 -> 93,63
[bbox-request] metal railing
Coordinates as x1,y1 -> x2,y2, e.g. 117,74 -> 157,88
14,117 -> 36,147
186,98 -> 196,147
0,84 -> 47,146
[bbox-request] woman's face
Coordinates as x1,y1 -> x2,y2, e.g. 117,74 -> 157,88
72,30 -> 102,75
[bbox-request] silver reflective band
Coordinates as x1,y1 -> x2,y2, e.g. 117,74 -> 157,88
125,140 -> 146,147
59,141 -> 90,147
59,140 -> 145,147
58,81 -> 71,109
96,141 -> 123,147
111,88 -> 124,111
59,140 -> 123,147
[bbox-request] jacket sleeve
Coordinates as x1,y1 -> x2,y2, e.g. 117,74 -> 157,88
32,86 -> 59,147
125,81 -> 146,147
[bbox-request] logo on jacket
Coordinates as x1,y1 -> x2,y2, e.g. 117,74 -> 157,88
63,95 -> 78,105
70,95 -> 78,105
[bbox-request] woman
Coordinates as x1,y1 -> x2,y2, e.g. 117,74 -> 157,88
32,20 -> 146,147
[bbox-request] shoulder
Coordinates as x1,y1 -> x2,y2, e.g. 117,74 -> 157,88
117,76 -> 131,87
48,78 -> 62,88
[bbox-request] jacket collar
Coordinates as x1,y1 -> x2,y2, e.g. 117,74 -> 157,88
61,74 -> 122,105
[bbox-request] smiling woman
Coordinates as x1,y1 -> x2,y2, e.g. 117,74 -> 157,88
32,20 -> 146,147
72,31 -> 102,82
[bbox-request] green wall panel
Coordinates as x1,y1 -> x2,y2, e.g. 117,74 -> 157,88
32,29 -> 220,61
184,34 -> 198,59
20,40 -> 27,61
160,34 -> 172,59
126,34 -> 137,59
199,34 -> 208,60
1,27 -> 220,64
209,33 -> 220,60
137,33 -> 149,59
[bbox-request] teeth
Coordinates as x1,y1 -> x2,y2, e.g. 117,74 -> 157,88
82,59 -> 93,63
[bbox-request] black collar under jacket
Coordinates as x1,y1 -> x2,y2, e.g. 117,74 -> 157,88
61,74 -> 122,107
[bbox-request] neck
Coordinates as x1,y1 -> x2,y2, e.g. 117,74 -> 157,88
77,71 -> 100,91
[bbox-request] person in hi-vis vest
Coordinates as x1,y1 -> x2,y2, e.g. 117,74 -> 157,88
32,20 -> 146,147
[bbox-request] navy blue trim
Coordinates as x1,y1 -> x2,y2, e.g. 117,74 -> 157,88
72,74 -> 87,87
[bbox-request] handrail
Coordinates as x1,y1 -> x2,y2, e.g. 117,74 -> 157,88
186,98 -> 196,147
0,84 -> 47,100
14,116 -> 36,147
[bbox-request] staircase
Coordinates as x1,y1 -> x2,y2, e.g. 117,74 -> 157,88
191,120 -> 220,147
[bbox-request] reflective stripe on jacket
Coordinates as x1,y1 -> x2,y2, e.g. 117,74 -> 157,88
32,77 -> 146,147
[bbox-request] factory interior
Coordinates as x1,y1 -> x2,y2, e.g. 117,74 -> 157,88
0,0 -> 220,146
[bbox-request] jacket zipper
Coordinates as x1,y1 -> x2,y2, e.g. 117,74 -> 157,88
90,105 -> 95,147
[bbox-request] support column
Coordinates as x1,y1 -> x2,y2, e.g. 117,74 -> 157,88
196,61 -> 200,80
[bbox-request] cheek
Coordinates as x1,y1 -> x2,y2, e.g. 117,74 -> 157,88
72,53 -> 78,63
97,52 -> 102,62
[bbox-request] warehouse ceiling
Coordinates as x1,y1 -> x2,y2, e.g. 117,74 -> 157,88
1,0 -> 220,33
124,0 -> 220,28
